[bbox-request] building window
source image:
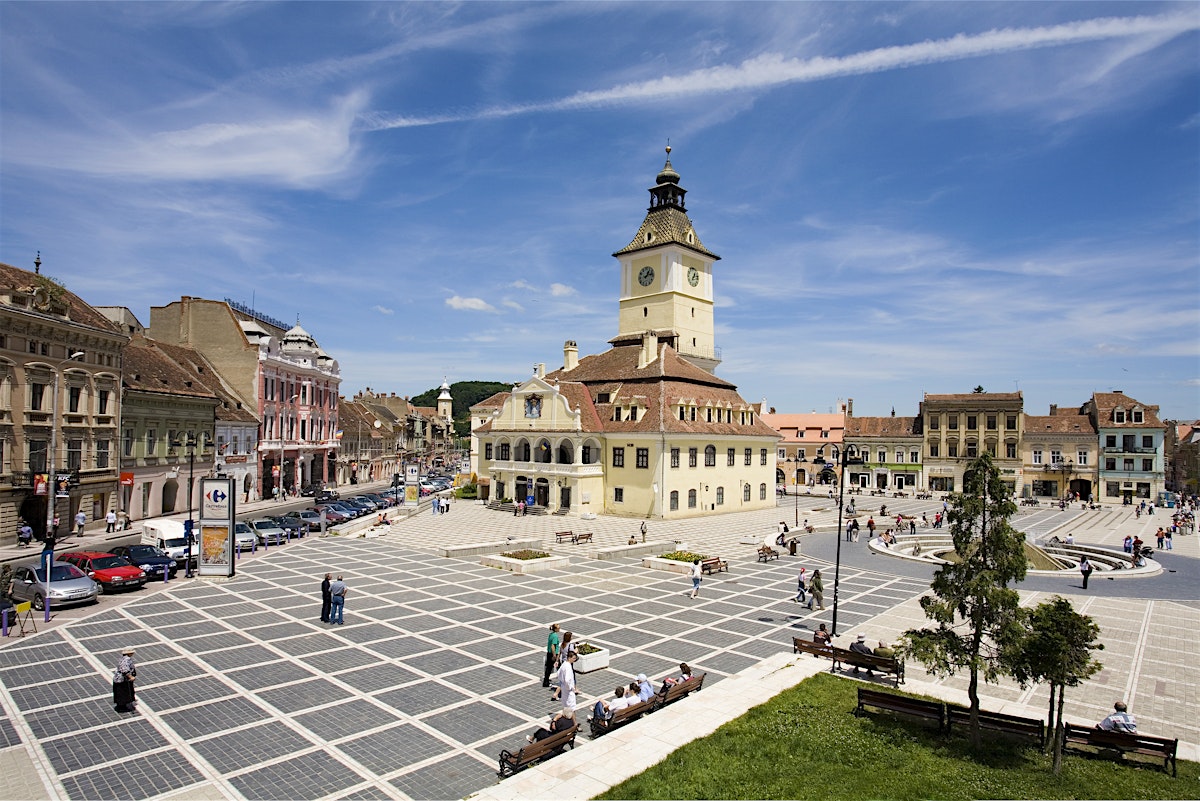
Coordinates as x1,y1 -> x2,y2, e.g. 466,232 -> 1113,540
68,386 -> 82,413
704,445 -> 716,467
760,448 -> 768,465
629,406 -> 638,422
1032,449 -> 1042,464
678,407 -> 685,421
986,443 -> 996,457
706,408 -> 712,423
910,450 -> 919,463
895,450 -> 904,463
1006,415 -> 1017,431
614,487 -> 624,502
1123,459 -> 1134,471
484,443 -> 493,460
146,429 -> 157,456
744,448 -> 752,466
636,447 -> 649,469
1133,409 -> 1143,423
948,443 -> 958,458
1006,443 -> 1016,459
670,491 -> 679,511
966,442 -> 978,458
67,439 -> 83,470
123,429 -> 134,457
821,430 -> 829,438
688,448 -> 697,468
929,416 -> 939,430
1050,449 -> 1062,465
670,448 -> 680,468
878,449 -> 886,464
596,392 -> 610,404
690,407 -> 696,421
1142,458 -> 1153,472
966,415 -> 977,431
1105,457 -> 1116,470
760,483 -> 767,500
798,448 -> 806,460
929,442 -> 939,458
1105,435 -> 1116,448
948,416 -> 959,430
1077,450 -> 1088,466
688,489 -> 697,508
28,439 -> 47,473
96,439 -> 110,469
1114,409 -> 1125,423
727,448 -> 735,466
715,486 -> 724,505
777,449 -> 786,459
30,382 -> 46,410
986,415 -> 997,430
1142,435 -> 1153,448
744,484 -> 752,502
98,390 -> 110,415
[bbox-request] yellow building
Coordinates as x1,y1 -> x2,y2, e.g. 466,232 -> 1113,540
472,149 -> 779,518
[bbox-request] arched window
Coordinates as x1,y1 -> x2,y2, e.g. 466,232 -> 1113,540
704,445 -> 716,467
715,486 -> 724,505
498,442 -> 511,461
743,484 -> 751,502
688,489 -> 697,509
760,483 -> 767,500
669,491 -> 679,511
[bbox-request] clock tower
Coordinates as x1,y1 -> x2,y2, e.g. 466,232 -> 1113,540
613,147 -> 721,373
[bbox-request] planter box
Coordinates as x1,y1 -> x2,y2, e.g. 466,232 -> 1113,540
641,556 -> 695,575
480,553 -> 571,574
574,646 -> 610,674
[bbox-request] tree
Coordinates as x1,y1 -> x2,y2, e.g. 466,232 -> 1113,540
1006,597 -> 1103,772
972,385 -> 985,393
903,454 -> 1027,747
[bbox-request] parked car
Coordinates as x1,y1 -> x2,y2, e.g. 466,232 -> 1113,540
248,518 -> 288,545
315,488 -> 340,503
58,552 -> 147,594
311,505 -> 350,524
348,497 -> 378,512
267,515 -> 304,538
285,509 -> 325,526
7,562 -> 98,610
326,501 -> 363,518
110,544 -> 178,579
365,492 -> 396,507
233,521 -> 257,550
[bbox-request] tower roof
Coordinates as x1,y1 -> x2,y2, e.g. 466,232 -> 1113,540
613,147 -> 719,260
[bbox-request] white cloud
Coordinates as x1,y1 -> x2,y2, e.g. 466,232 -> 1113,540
549,283 -> 577,297
373,305 -> 394,315
502,299 -> 525,312
364,12 -> 1200,130
510,279 -> 536,291
445,295 -> 496,312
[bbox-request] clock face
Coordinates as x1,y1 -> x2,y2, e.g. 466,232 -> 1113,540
638,266 -> 655,287
687,267 -> 700,287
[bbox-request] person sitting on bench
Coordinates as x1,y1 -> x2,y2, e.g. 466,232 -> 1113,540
1097,701 -> 1137,733
589,685 -> 633,723
814,623 -> 832,648
849,634 -> 876,675
526,708 -> 575,743
662,662 -> 693,688
634,673 -> 655,702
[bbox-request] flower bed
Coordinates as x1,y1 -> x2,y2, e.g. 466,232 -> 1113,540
574,641 -> 610,673
642,550 -> 708,575
481,551 -> 570,574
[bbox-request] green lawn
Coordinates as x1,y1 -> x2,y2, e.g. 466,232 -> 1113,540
597,672 -> 1195,800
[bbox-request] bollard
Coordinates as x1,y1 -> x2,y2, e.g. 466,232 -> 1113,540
163,565 -> 169,584
236,542 -> 241,560
1,607 -> 7,637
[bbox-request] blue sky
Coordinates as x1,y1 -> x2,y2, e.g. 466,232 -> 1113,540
2,2 -> 1198,420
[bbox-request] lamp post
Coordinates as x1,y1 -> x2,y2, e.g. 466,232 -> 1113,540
175,433 -> 197,577
42,350 -> 84,622
793,456 -> 807,528
831,444 -> 863,637
279,394 -> 298,501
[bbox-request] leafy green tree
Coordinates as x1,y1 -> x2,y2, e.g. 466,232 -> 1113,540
972,385 -> 985,393
903,454 -> 1027,746
1006,597 -> 1103,772
410,381 -> 513,436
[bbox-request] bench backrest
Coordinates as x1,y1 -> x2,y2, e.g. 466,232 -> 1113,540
657,673 -> 706,707
555,530 -> 573,537
793,636 -> 832,655
1065,724 -> 1177,753
613,697 -> 655,723
858,688 -> 943,717
837,647 -> 896,669
947,704 -> 1043,737
511,723 -> 578,764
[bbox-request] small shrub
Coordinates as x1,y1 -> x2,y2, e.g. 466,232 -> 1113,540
660,550 -> 707,562
500,549 -> 550,560
577,642 -> 603,655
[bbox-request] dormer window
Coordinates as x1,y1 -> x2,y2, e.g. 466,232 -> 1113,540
629,406 -> 638,422
596,392 -> 610,404
1132,408 -> 1143,423
1114,408 -> 1125,423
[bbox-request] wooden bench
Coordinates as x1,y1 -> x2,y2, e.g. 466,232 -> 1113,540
946,704 -> 1044,747
1062,723 -> 1178,776
555,530 -> 594,545
792,636 -> 835,660
757,546 -> 779,562
855,687 -> 944,729
589,697 -> 655,738
574,532 -> 593,544
497,723 -> 579,778
654,673 -> 706,709
700,557 -> 727,574
833,648 -> 905,686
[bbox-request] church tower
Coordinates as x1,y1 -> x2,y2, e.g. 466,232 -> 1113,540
613,147 -> 721,373
436,378 -> 453,421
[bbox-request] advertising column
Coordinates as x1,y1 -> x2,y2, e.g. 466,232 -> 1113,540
198,477 -> 237,578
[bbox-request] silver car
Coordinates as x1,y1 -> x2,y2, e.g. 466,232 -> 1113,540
8,562 -> 99,611
248,518 -> 288,545
233,521 -> 257,550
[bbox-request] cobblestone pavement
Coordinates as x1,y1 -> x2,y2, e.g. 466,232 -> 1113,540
0,495 -> 1194,800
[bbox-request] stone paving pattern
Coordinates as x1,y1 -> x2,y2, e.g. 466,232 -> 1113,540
0,493 -> 1195,800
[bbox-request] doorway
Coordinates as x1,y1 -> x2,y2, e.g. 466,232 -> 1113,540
559,485 -> 571,511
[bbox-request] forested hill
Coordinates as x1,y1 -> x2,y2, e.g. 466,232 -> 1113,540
410,381 -> 513,435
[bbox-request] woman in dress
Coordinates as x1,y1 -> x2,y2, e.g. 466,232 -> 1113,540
551,631 -> 575,701
112,647 -> 137,712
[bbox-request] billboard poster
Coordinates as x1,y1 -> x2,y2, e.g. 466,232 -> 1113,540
198,477 -> 236,578
200,525 -> 230,568
405,485 -> 419,504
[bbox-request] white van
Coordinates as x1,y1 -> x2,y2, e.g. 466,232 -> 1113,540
140,519 -> 195,567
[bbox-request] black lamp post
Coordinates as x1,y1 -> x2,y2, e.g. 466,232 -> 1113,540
832,444 -> 864,637
793,456 -> 807,527
175,433 -> 197,577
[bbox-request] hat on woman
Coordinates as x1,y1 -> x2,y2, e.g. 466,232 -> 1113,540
121,647 -> 136,655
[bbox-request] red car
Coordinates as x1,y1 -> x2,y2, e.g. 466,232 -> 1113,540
59,551 -> 147,594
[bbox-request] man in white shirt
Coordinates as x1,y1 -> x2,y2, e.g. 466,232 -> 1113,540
556,651 -> 577,712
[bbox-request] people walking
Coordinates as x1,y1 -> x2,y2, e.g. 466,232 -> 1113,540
1079,556 -> 1093,590
793,567 -> 808,604
542,623 -> 561,688
320,573 -> 332,623
690,559 -> 702,599
556,651 -> 578,712
808,569 -> 825,610
74,510 -> 87,537
105,510 -> 117,533
640,521 -> 647,542
329,574 -> 347,624
112,647 -> 137,713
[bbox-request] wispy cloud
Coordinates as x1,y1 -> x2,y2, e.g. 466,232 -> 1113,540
363,13 -> 1200,130
549,283 -> 577,297
445,295 -> 496,312
373,305 -> 394,315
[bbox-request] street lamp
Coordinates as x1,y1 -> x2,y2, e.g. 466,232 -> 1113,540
174,433 -> 197,577
42,350 -> 84,622
832,444 -> 864,637
279,394 -> 298,501
793,456 -> 807,527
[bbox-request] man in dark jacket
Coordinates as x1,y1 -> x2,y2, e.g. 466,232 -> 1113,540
320,573 -> 332,623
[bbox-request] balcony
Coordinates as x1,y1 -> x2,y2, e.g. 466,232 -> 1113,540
487,460 -> 604,479
1103,446 -> 1157,454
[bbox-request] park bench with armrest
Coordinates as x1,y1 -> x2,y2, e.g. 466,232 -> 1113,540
855,687 -> 945,728
554,530 -> 594,545
833,648 -> 905,686
1062,722 -> 1177,776
589,697 -> 655,738
946,704 -> 1044,747
793,636 -> 835,660
497,723 -> 579,777
757,546 -> 779,562
701,557 -> 727,574
654,673 -> 706,710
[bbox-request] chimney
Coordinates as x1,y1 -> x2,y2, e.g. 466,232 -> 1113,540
846,398 -> 854,417
563,340 -> 579,372
638,331 -> 658,369
1049,404 -> 1057,415
535,363 -> 546,379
